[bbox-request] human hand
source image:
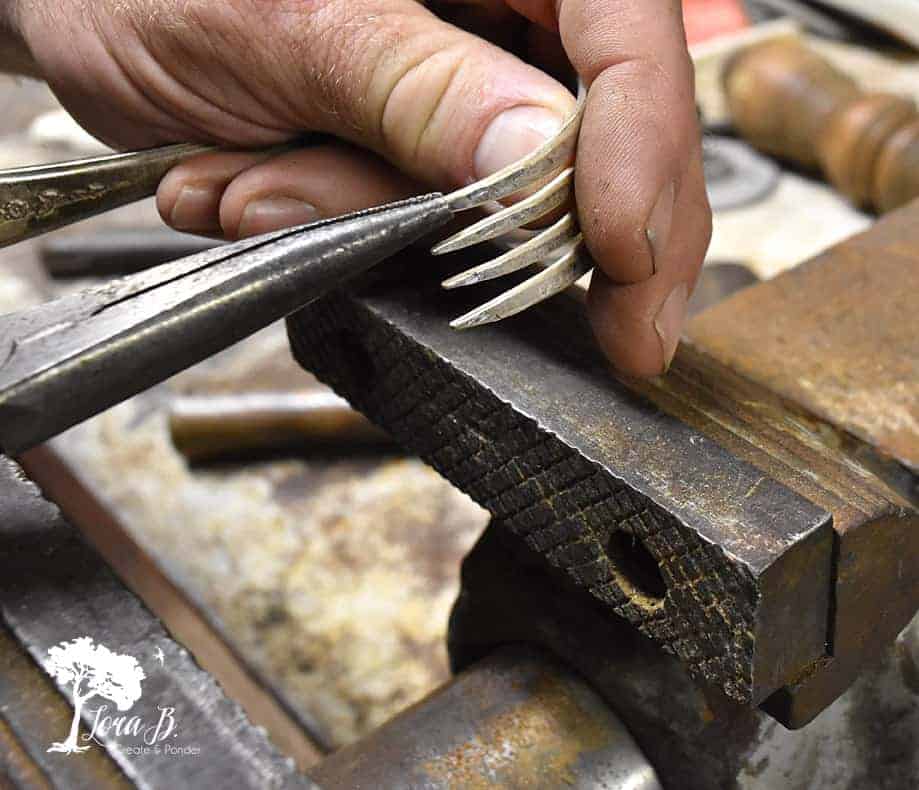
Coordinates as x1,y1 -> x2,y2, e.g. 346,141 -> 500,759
15,0 -> 710,376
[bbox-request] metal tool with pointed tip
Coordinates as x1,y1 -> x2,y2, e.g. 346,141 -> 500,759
0,92 -> 587,451
1,89 -> 588,331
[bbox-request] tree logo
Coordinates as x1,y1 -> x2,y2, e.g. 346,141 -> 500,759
45,637 -> 146,754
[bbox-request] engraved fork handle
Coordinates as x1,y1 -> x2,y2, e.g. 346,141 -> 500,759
0,143 -> 214,248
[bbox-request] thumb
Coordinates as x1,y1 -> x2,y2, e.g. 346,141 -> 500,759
207,0 -> 575,188
291,0 -> 575,186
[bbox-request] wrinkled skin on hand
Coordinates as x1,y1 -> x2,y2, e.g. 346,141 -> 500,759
15,0 -> 710,376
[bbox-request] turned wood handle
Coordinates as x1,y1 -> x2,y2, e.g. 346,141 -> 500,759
724,38 -> 919,212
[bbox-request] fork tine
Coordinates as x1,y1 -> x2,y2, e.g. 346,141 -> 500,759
450,242 -> 592,329
442,215 -> 579,288
432,168 -> 573,256
444,85 -> 587,211
436,81 -> 591,329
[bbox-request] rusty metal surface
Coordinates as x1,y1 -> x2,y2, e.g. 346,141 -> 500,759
629,347 -> 917,728
449,524 -> 763,790
688,199 -> 919,473
686,200 -> 919,724
168,390 -> 392,463
18,444 -> 326,770
311,644 -> 661,790
287,248 -> 917,722
448,522 -> 919,790
0,714 -> 54,790
0,455 -> 316,789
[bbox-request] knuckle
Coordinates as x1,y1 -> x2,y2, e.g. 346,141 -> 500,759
379,42 -> 472,168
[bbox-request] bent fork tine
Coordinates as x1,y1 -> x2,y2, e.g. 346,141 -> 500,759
449,243 -> 593,329
433,167 -> 574,255
0,83 -> 589,332
441,215 -> 579,289
437,82 -> 591,328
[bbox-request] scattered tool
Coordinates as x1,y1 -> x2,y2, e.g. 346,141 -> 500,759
0,90 -> 591,454
41,227 -> 221,279
169,390 -> 392,463
725,37 -> 919,211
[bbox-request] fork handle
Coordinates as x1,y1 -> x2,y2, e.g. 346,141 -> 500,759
0,143 -> 213,248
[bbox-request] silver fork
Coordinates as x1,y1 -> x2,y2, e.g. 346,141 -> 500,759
435,85 -> 589,328
0,89 -> 588,328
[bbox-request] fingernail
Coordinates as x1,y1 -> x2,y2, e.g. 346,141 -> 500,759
645,182 -> 675,275
237,197 -> 319,238
170,184 -> 221,232
654,282 -> 688,373
474,106 -> 565,179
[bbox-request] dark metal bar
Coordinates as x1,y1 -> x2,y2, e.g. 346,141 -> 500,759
447,521 -> 919,790
18,443 -> 329,764
286,245 -> 917,720
0,456 -> 317,789
0,194 -> 452,454
0,623 -> 131,790
310,644 -> 661,790
41,229 -> 221,279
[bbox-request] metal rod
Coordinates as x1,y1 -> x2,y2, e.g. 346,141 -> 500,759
169,390 -> 393,462
310,644 -> 661,790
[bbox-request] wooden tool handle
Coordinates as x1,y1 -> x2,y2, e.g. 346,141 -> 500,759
724,38 -> 919,212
